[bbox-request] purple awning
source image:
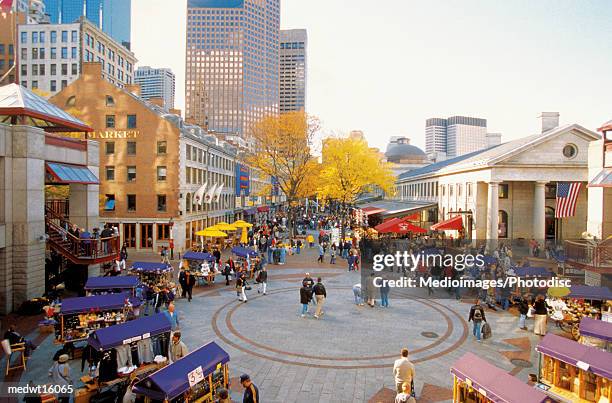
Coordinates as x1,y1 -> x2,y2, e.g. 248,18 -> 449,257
84,276 -> 139,290
536,334 -> 612,379
60,293 -> 139,315
231,246 -> 258,258
579,317 -> 612,342
183,251 -> 215,262
88,313 -> 171,351
130,262 -> 173,273
450,352 -> 548,403
568,285 -> 612,300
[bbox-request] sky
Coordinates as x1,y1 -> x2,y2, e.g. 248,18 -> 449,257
132,0 -> 612,152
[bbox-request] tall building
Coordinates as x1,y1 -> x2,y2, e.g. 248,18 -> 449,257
135,66 -> 175,110
425,116 -> 489,158
185,0 -> 280,141
280,29 -> 306,113
43,0 -> 131,48
17,17 -> 136,94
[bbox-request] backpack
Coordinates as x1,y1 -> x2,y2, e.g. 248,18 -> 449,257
482,322 -> 492,339
473,307 -> 483,321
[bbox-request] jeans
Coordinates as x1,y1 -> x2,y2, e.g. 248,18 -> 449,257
342,249 -> 349,259
353,290 -> 362,304
267,248 -> 273,262
296,246 -> 301,254
519,314 -> 526,329
301,303 -> 308,315
502,298 -> 510,311
380,291 -> 389,307
473,321 -> 482,340
330,255 -> 336,264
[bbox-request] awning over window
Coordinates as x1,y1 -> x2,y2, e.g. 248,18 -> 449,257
46,162 -> 99,184
257,206 -> 270,212
589,169 -> 612,187
431,215 -> 463,231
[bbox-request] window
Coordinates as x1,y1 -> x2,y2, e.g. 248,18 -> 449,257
32,81 -> 38,89
0,44 -> 4,54
449,185 -> 454,197
71,63 -> 77,75
157,195 -> 167,212
467,183 -> 473,197
441,185 -> 446,196
157,224 -> 171,240
50,80 -> 56,92
21,47 -> 26,60
20,64 -> 27,76
39,64 -> 45,75
127,166 -> 136,182
71,47 -> 77,58
127,194 -> 136,211
186,145 -> 192,161
39,32 -> 45,43
106,115 -> 115,128
31,64 -> 38,76
125,115 -> 137,129
61,63 -> 67,75
157,141 -> 167,154
105,95 -> 115,106
61,47 -> 67,59
50,47 -> 57,59
498,210 -> 508,238
105,166 -> 115,180
157,166 -> 167,181
32,48 -> 38,59
32,32 -> 38,43
8,44 -> 13,55
457,184 -> 463,197
105,141 -> 114,154
545,184 -> 556,199
50,64 -> 56,75
20,32 -> 27,44
61,80 -> 67,89
498,183 -> 509,199
563,143 -> 578,159
50,31 -> 57,43
39,47 -> 45,58
127,141 -> 136,155
61,31 -> 68,43
104,194 -> 115,211
71,30 -> 77,42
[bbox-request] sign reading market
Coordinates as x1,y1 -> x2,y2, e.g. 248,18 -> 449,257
88,130 -> 140,139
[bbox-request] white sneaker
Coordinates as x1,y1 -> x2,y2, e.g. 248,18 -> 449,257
314,314 -> 319,319
301,314 -> 306,318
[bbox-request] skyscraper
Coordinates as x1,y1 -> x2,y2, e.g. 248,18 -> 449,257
185,0 -> 280,140
280,29 -> 307,113
43,0 -> 131,48
425,116 -> 490,158
135,66 -> 176,110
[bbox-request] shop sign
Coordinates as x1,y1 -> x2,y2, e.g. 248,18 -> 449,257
576,361 -> 590,371
89,130 -> 140,139
188,366 -> 205,387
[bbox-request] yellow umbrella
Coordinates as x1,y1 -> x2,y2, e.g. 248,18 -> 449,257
195,228 -> 228,238
233,220 -> 253,228
547,287 -> 571,298
216,222 -> 237,231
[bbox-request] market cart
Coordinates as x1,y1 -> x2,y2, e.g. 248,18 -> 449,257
75,313 -> 172,403
231,246 -> 258,277
556,285 -> 612,340
183,252 -> 217,286
579,317 -> 612,352
450,352 -> 549,402
536,333 -> 612,402
130,262 -> 175,291
84,276 -> 140,296
133,341 -> 230,403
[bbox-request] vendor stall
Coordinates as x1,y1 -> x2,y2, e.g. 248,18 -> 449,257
556,285 -> 612,339
84,276 -> 140,296
508,266 -> 555,298
133,341 -> 230,403
450,352 -> 549,403
130,262 -> 175,291
232,246 -> 259,276
579,317 -> 612,352
536,333 -> 612,403
183,252 -> 217,286
75,314 -> 173,403
56,293 -> 139,344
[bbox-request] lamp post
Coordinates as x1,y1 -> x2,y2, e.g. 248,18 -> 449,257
169,217 -> 175,260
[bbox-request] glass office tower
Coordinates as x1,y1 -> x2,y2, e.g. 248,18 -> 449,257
185,0 -> 280,139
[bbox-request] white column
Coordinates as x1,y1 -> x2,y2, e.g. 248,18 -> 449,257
533,181 -> 547,242
486,182 -> 499,250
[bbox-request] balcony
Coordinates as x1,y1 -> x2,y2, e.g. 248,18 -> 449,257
564,238 -> 612,274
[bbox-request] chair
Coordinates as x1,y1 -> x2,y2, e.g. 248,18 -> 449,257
2,339 -> 26,375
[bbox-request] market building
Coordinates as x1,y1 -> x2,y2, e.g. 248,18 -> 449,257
50,62 -> 273,254
394,113 -> 600,244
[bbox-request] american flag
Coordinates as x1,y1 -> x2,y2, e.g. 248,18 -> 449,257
555,182 -> 582,218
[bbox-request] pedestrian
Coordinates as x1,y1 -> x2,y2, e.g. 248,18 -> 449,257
161,246 -> 170,264
296,239 -> 302,254
179,268 -> 196,302
163,303 -> 180,330
256,266 -> 268,295
352,283 -> 364,305
330,244 -> 336,264
240,374 -> 259,403
215,387 -> 231,403
236,273 -> 248,303
518,295 -> 529,331
348,251 -> 357,271
380,279 -> 390,308
468,299 -> 486,341
317,243 -> 324,263
307,234 -> 314,248
300,282 -> 311,317
395,382 -> 416,403
48,354 -> 72,403
392,348 -> 415,395
533,295 -> 550,336
169,331 -> 188,363
313,277 -> 327,319
122,377 -> 139,403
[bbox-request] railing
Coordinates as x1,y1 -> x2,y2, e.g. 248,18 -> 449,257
564,239 -> 612,271
45,199 -> 69,218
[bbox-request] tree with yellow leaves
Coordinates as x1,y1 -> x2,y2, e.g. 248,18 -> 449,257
248,111 -> 320,234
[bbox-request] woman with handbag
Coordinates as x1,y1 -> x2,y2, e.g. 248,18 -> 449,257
236,273 -> 248,303
533,295 -> 550,336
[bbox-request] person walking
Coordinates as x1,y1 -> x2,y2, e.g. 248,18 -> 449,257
533,295 -> 550,336
393,348 -> 415,395
169,331 -> 188,363
179,269 -> 196,302
300,282 -> 311,317
352,283 -> 364,305
256,266 -> 268,295
313,277 -> 327,319
395,382 -> 416,403
236,273 -> 248,303
348,251 -> 357,271
48,354 -> 73,403
215,388 -> 231,403
518,295 -> 529,331
240,374 -> 259,403
380,280 -> 390,308
317,243 -> 324,263
163,303 -> 180,330
330,244 -> 337,264
468,299 -> 486,341
296,239 -> 302,254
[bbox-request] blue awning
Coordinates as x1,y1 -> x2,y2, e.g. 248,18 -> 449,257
568,285 -> 612,300
46,162 -> 99,184
512,267 -> 555,278
84,276 -> 139,291
60,293 -> 140,315
133,341 -> 230,401
231,246 -> 258,258
183,251 -> 215,261
104,199 -> 115,211
131,262 -> 173,273
88,313 -> 171,351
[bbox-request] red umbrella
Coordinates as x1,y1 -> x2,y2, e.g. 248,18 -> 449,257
375,219 -> 427,234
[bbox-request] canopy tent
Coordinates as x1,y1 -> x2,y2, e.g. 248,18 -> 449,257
183,251 -> 215,262
536,334 -> 612,379
88,313 -> 171,351
46,162 -> 99,185
451,352 -> 549,403
133,341 -> 230,401
579,317 -> 612,342
374,218 -> 427,234
130,262 -> 173,273
512,267 -> 555,278
568,285 -> 612,300
60,293 -> 138,315
84,276 -> 139,291
231,246 -> 258,258
430,215 -> 463,231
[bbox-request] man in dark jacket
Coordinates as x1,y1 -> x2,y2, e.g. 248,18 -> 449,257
468,299 -> 486,341
313,277 -> 327,319
518,295 -> 529,330
240,373 -> 259,403
256,266 -> 268,295
300,282 -> 312,317
179,269 -> 196,302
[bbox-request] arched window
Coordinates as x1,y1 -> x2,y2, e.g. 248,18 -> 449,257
105,95 -> 115,106
498,210 -> 508,238
186,193 -> 192,213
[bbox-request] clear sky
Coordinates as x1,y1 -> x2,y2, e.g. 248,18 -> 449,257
132,0 -> 612,151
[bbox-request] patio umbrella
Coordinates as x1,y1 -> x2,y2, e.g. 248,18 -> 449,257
215,222 -> 237,231
195,228 -> 228,238
233,220 -> 253,228
547,287 -> 571,298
